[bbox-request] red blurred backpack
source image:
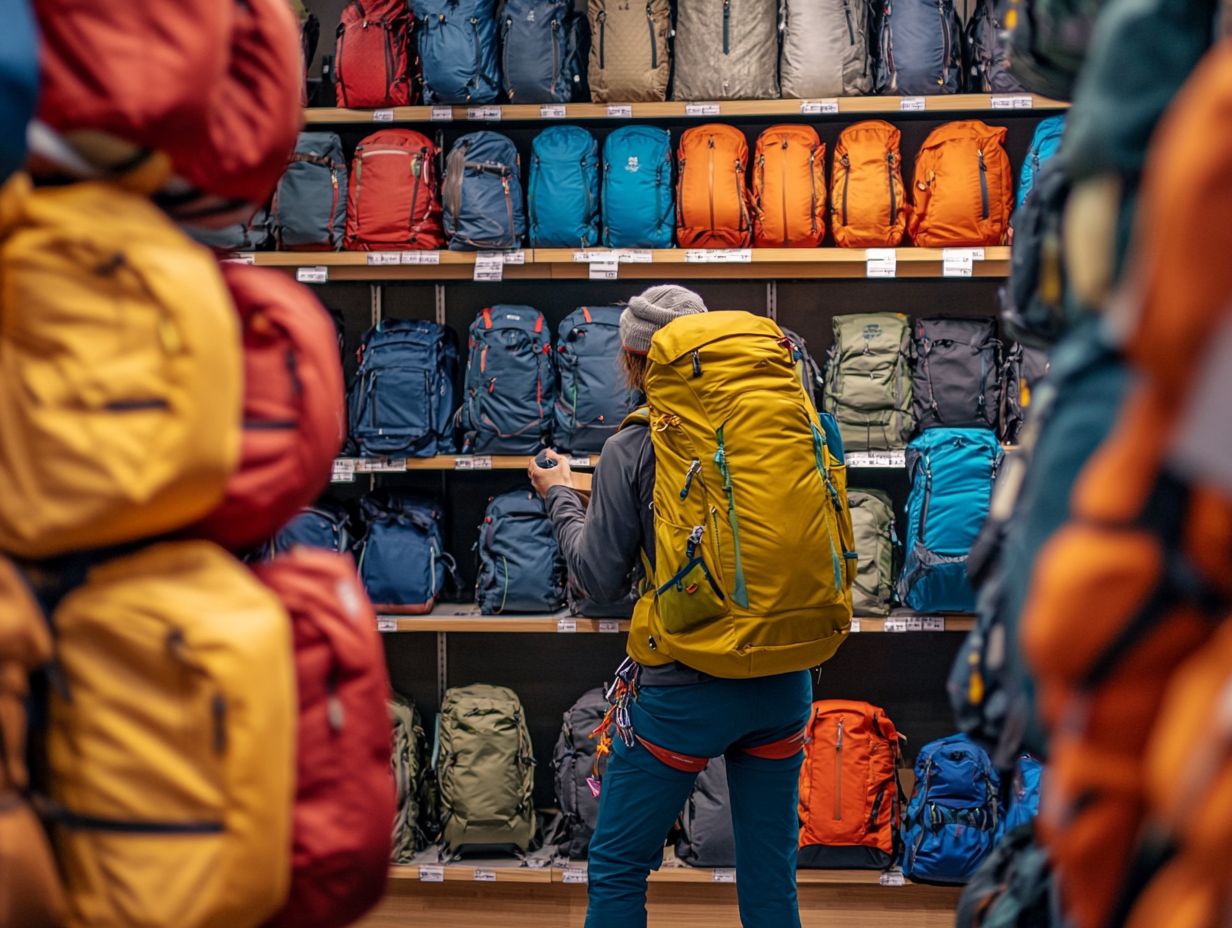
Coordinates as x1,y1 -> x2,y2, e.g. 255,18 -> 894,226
345,129 -> 445,250
335,0 -> 417,107
193,264 -> 345,551
252,549 -> 396,928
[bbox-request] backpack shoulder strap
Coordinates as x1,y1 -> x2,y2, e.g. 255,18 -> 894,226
619,406 -> 651,431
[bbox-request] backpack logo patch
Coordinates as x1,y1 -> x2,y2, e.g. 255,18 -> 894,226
626,156 -> 640,173
863,323 -> 882,340
526,9 -> 535,21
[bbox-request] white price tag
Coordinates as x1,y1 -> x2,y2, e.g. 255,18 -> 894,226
377,617 -> 398,633
598,620 -> 621,634
562,867 -> 589,884
685,102 -> 721,116
472,455 -> 493,470
501,250 -> 526,265
402,250 -> 441,265
924,616 -> 946,632
684,249 -> 752,264
540,104 -> 567,119
884,617 -> 908,633
430,106 -> 454,121
850,618 -> 862,633
566,456 -> 592,468
712,869 -> 737,883
223,252 -> 255,265
799,98 -> 839,115
990,95 -> 1017,109
355,458 -> 382,473
865,249 -> 897,278
366,251 -> 402,265
376,458 -> 407,472
296,265 -> 329,284
942,248 -> 976,277
589,257 -> 619,280
1013,95 -> 1035,109
880,868 -> 906,887
473,869 -> 497,882
571,250 -> 606,263
557,619 -> 578,634
617,249 -> 653,263
906,616 -> 924,632
331,459 -> 356,483
899,96 -> 926,112
419,865 -> 446,882
372,108 -> 395,122
606,104 -> 633,118
467,105 -> 502,121
474,252 -> 505,282
869,451 -> 895,467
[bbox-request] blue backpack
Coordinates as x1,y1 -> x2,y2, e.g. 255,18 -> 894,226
458,306 -> 556,453
444,131 -> 526,251
554,306 -> 637,453
413,0 -> 501,104
272,132 -> 348,250
601,126 -> 674,249
1017,116 -> 1067,208
499,0 -> 580,103
902,734 -> 1001,884
529,126 -> 600,248
186,210 -> 270,252
476,489 -> 566,614
876,0 -> 963,96
1002,754 -> 1042,832
348,320 -> 459,457
0,0 -> 37,183
359,494 -> 451,613
273,505 -> 354,556
898,428 -> 1002,613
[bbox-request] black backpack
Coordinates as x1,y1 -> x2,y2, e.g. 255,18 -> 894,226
675,758 -> 735,867
552,687 -> 610,859
999,343 -> 1051,443
911,317 -> 1003,432
1001,159 -> 1072,348
964,0 -> 1028,92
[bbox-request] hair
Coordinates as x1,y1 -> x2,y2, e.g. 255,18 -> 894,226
620,350 -> 648,393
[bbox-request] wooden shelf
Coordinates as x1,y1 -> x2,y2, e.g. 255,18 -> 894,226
388,861 -> 925,887
306,93 -> 1067,125
333,454 -> 597,482
390,863 -> 554,884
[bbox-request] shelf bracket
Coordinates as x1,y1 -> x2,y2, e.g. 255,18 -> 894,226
766,281 -> 778,322
370,284 -> 382,327
435,284 -> 447,327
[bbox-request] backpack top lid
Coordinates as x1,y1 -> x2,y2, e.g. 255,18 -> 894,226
604,125 -> 672,157
533,125 -> 598,160
470,305 -> 546,336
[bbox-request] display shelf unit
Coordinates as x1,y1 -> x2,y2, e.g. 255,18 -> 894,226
388,862 -> 931,886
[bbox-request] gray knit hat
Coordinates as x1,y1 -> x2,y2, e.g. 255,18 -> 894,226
619,285 -> 708,355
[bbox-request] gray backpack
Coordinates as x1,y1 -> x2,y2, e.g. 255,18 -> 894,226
823,313 -> 915,452
848,490 -> 897,616
911,317 -> 1002,432
271,131 -> 347,250
676,757 -> 736,867
781,0 -> 875,98
552,687 -> 610,859
476,489 -> 567,614
672,0 -> 780,100
587,0 -> 671,102
391,697 -> 437,862
436,684 -> 537,857
875,0 -> 963,95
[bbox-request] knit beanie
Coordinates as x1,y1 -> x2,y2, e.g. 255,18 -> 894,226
619,285 -> 708,355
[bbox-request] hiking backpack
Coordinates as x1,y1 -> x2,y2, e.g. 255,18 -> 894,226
998,343 -> 1050,443
587,0 -> 671,102
0,0 -> 35,185
602,126 -> 674,248
848,490 -> 897,617
876,0 -> 964,95
253,550 -> 395,928
552,687 -> 610,859
902,734 -> 1001,884
964,0 -> 1027,93
528,126 -> 600,248
780,326 -> 826,409
752,125 -> 827,248
391,695 -> 437,862
898,428 -> 1002,613
1017,115 -> 1066,208
186,209 -> 270,253
908,121 -> 1014,247
798,700 -> 903,869
458,306 -> 555,454
274,505 -> 355,556
413,0 -> 502,103
348,319 -> 459,457
345,129 -> 445,251
334,0 -> 416,107
831,120 -> 907,248
444,131 -> 526,250
676,124 -> 752,249
272,131 -> 348,250
672,0 -> 780,100
555,306 -> 638,453
1002,0 -> 1104,100
500,0 -> 581,103
911,317 -> 1003,433
676,757 -> 736,867
823,313 -> 915,452
476,489 -> 567,614
954,824 -> 1056,928
780,0 -> 875,98
358,494 -> 451,614
1002,753 -> 1042,831
1000,158 -> 1071,347
625,312 -> 854,679
436,684 -> 536,856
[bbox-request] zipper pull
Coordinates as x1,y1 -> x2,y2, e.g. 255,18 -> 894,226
212,694 -> 228,754
691,350 -> 703,377
837,719 -> 844,750
686,524 -> 705,559
680,459 -> 702,500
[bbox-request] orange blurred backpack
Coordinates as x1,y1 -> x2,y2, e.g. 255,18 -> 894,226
830,120 -> 906,248
752,125 -> 825,248
798,700 -> 903,869
908,120 -> 1013,247
676,123 -> 752,248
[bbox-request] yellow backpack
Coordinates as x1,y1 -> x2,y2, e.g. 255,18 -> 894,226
0,174 -> 241,558
48,541 -> 295,928
627,311 -> 854,678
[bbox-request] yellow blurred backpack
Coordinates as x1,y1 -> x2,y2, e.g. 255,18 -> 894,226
0,174 -> 241,558
625,311 -> 854,678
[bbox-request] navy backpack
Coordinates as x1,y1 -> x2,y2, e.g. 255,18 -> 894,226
554,306 -> 637,453
413,0 -> 501,104
1017,115 -> 1067,208
902,734 -> 1001,884
0,0 -> 37,183
272,131 -> 348,250
348,320 -> 459,457
601,126 -> 674,249
359,494 -> 452,613
1002,753 -> 1042,832
528,126 -> 600,247
186,210 -> 270,252
499,0 -> 581,103
898,428 -> 1002,613
444,131 -> 526,251
458,306 -> 556,454
476,489 -> 566,614
876,0 -> 963,96
272,505 -> 354,556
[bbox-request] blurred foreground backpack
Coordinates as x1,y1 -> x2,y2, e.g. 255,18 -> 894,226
437,685 -> 536,857
359,494 -> 451,614
876,0 -> 963,94
848,490 -> 897,617
443,131 -> 525,250
780,0 -> 874,98
824,313 -> 915,452
413,0 -> 501,103
586,0 -> 671,102
345,129 -> 445,251
553,687 -> 610,859
0,0 -> 36,183
912,317 -> 1002,432
0,177 -> 241,558
476,490 -> 566,614
676,757 -> 736,867
752,125 -> 826,248
676,124 -> 752,248
909,121 -> 1013,247
955,824 -> 1056,928
672,0 -> 779,100
555,306 -> 637,453
391,695 -> 437,862
1002,753 -> 1043,831
500,0 -> 581,103
272,132 -> 348,250
334,0 -> 416,107
1018,115 -> 1066,208
1000,159 -> 1071,346
528,126 -> 600,247
1002,0 -> 1106,99
601,126 -> 674,248
254,550 -> 395,928
830,120 -> 907,248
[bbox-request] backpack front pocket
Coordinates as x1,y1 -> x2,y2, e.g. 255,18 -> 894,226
654,516 -> 727,634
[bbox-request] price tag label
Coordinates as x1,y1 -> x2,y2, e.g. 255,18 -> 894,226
865,249 -> 897,278
223,252 -> 255,265
617,249 -> 653,263
501,250 -> 526,265
712,869 -> 737,883
880,868 -> 906,887
685,102 -> 721,116
906,616 -> 924,632
376,458 -> 407,472
884,617 -> 908,633
474,252 -> 505,282
331,459 -> 356,483
899,96 -> 926,112
1013,95 -> 1035,108
571,250 -> 606,263
402,250 -> 441,265
473,869 -> 497,882
684,249 -> 753,264
366,252 -> 402,266
924,616 -> 946,632
799,99 -> 839,115
589,257 -> 619,280
355,458 -> 382,473
467,105 -> 502,121
430,106 -> 454,121
377,617 -> 398,633
606,104 -> 633,118
566,456 -> 593,468
540,104 -> 567,119
372,108 -> 395,122
598,620 -> 621,634
557,619 -> 578,634
562,867 -> 589,885
850,618 -> 862,633
296,265 -> 329,284
990,95 -> 1017,109
942,248 -> 976,277
454,455 -> 494,471
419,865 -> 446,883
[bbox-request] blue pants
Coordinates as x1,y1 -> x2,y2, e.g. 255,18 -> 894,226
584,671 -> 812,928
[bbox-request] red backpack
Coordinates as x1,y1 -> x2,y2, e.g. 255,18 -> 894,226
335,0 -> 416,108
252,550 -> 395,928
345,129 -> 445,250
193,264 -> 345,551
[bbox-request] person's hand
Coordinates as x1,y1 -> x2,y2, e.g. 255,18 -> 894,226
529,448 -> 573,498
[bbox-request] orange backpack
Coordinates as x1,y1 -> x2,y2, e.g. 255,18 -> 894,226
907,120 -> 1013,247
752,125 -> 825,248
830,120 -> 906,248
798,700 -> 902,869
676,123 -> 751,248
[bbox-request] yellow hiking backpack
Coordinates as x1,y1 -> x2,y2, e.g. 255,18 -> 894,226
48,541 -> 295,928
0,174 -> 241,558
627,311 -> 854,678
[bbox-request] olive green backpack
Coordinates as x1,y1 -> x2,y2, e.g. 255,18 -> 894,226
390,696 -> 437,863
823,313 -> 915,452
848,489 -> 897,616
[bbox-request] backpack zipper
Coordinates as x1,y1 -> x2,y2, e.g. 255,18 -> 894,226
736,158 -> 748,233
842,0 -> 855,44
382,19 -> 396,100
501,16 -> 513,99
646,3 -> 657,68
408,150 -> 425,238
780,136 -> 789,246
551,19 -> 562,93
329,168 -> 340,247
937,0 -> 951,87
722,0 -> 731,54
978,148 -> 989,219
840,153 -> 850,226
707,137 -> 716,232
713,428 -> 749,608
469,17 -> 483,99
336,19 -> 350,107
502,174 -> 515,245
598,9 -> 607,69
834,718 -> 844,820
808,146 -> 819,236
